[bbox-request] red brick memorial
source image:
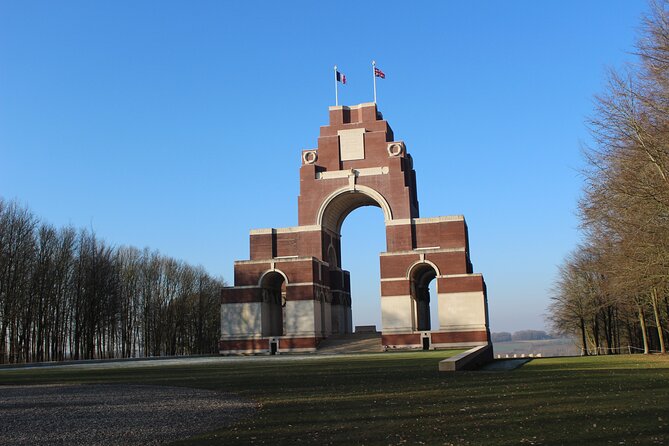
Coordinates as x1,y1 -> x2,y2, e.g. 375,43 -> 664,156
220,102 -> 490,354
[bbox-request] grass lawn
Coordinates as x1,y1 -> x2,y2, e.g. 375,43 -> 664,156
0,352 -> 668,445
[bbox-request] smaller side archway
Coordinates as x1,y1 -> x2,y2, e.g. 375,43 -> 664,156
409,262 -> 438,331
259,270 -> 286,337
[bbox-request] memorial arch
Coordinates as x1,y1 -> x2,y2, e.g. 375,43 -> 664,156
220,102 -> 490,354
317,185 -> 393,232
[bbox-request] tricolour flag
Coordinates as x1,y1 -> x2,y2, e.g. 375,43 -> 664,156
374,67 -> 386,79
336,71 -> 346,84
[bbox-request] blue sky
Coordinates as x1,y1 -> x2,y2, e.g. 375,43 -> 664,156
0,1 -> 649,333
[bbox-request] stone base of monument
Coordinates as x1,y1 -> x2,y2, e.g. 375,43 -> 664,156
316,332 -> 384,354
438,344 -> 493,372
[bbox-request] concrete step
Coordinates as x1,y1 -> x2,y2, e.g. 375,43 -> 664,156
317,333 -> 384,354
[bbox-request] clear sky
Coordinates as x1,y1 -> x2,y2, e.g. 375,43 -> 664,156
0,1 -> 650,333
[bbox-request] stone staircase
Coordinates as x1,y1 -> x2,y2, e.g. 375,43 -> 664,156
316,332 -> 384,354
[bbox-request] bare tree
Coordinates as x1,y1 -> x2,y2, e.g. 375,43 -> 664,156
551,1 -> 669,354
0,197 -> 224,363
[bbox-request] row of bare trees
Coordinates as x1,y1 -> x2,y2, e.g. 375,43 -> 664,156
549,1 -> 669,355
0,198 -> 223,363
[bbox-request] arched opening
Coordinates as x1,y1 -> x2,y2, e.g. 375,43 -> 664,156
260,271 -> 285,337
318,187 -> 391,335
318,185 -> 392,233
326,244 -> 346,334
339,206 -> 386,332
410,263 -> 438,331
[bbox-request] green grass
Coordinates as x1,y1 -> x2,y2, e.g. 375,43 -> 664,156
1,352 -> 668,445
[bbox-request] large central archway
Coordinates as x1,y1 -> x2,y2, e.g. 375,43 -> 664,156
317,187 -> 391,336
220,102 -> 490,354
319,187 -> 390,335
339,205 -> 386,333
317,185 -> 393,234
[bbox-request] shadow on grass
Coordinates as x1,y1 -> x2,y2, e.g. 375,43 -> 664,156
0,352 -> 667,445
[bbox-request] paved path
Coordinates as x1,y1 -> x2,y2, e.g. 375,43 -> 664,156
0,384 -> 256,445
0,353 -> 388,372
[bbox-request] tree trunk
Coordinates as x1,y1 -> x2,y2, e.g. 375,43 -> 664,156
638,304 -> 650,354
592,317 -> 601,355
580,317 -> 588,355
651,287 -> 666,354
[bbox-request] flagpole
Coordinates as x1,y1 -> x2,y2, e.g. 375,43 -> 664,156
372,60 -> 377,103
334,65 -> 339,106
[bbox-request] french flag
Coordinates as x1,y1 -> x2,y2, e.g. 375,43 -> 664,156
336,70 -> 346,84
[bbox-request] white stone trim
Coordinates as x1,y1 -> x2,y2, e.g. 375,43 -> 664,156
316,169 -> 350,180
249,225 -> 342,239
328,102 -> 375,111
438,273 -> 483,279
221,302 -> 263,337
384,219 -> 412,227
257,268 -> 289,286
379,247 -> 465,257
338,128 -> 366,161
381,328 -> 418,335
249,228 -> 274,235
436,325 -> 488,332
414,216 -> 465,224
283,301 -> 316,336
380,277 -> 407,282
219,334 -> 264,340
235,257 -> 328,266
249,225 -> 322,235
360,166 -> 389,176
381,295 -> 414,333
385,215 -> 464,227
316,166 -> 389,180
387,142 -> 405,157
302,150 -> 318,165
406,259 -> 441,280
437,291 -> 487,331
316,185 -> 393,229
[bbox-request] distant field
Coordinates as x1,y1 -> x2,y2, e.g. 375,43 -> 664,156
493,337 -> 582,357
0,352 -> 667,445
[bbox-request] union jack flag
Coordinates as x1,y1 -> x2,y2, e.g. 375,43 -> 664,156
374,67 -> 386,79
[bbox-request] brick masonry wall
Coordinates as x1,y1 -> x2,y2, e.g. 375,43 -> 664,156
221,102 -> 490,352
